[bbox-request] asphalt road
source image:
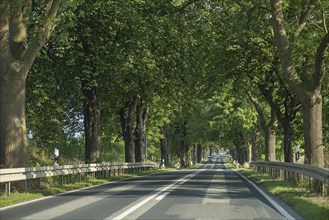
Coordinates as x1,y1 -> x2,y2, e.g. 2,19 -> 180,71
0,157 -> 297,220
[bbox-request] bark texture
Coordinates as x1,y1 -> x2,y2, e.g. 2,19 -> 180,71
0,67 -> 28,167
270,0 -> 326,166
179,139 -> 186,168
160,126 -> 170,167
0,1 -> 61,167
82,82 -> 101,163
258,69 -> 300,163
120,97 -> 137,162
251,130 -> 261,161
134,97 -> 148,162
196,144 -> 202,163
303,93 -> 323,165
248,93 -> 277,161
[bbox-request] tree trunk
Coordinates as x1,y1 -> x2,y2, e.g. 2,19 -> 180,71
203,147 -> 207,160
192,145 -> 196,165
270,0 -> 327,167
247,93 -> 277,161
120,97 -> 137,162
264,124 -> 276,161
160,126 -> 170,167
134,98 -> 148,162
0,69 -> 28,168
197,144 -> 202,163
303,93 -> 323,165
247,142 -> 252,163
282,121 -> 294,162
236,147 -> 242,164
179,139 -> 186,168
258,67 -> 299,163
185,146 -> 191,168
82,82 -> 101,163
251,130 -> 261,161
0,1 -> 62,168
231,149 -> 238,162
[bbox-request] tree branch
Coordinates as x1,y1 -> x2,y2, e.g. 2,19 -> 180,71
246,91 -> 266,129
318,0 -> 328,33
312,31 -> 329,92
258,82 -> 283,125
9,3 -> 28,60
291,0 -> 316,46
22,0 -> 61,75
0,1 -> 9,64
270,0 -> 308,104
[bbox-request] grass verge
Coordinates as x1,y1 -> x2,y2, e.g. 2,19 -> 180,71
238,168 -> 329,220
0,168 -> 168,208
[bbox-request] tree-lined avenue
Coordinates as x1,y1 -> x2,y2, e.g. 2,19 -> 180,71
0,156 -> 300,220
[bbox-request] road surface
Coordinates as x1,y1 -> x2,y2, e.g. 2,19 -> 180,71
0,157 -> 298,219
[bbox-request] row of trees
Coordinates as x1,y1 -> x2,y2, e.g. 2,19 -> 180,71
0,0 -> 328,168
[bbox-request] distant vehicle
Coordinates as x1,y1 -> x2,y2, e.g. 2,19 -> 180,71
207,156 -> 213,162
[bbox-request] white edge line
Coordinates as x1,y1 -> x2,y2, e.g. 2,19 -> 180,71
155,192 -> 170,201
111,169 -> 202,220
112,192 -> 160,220
234,170 -> 295,220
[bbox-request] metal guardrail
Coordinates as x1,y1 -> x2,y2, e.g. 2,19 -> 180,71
250,161 -> 329,184
0,162 -> 158,195
250,161 -> 329,195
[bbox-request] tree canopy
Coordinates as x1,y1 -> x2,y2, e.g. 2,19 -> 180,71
1,0 -> 328,168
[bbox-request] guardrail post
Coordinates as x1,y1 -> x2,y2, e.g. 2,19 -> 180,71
105,168 -> 109,178
21,180 -> 28,192
313,179 -> 322,194
60,175 -> 64,186
102,167 -> 106,178
36,178 -> 41,189
5,182 -> 11,195
274,168 -> 279,179
323,183 -> 328,196
279,170 -> 283,180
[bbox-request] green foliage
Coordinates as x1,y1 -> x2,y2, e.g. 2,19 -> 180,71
100,141 -> 125,163
22,0 -> 327,166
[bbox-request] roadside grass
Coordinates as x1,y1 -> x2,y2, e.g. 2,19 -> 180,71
0,168 -> 168,208
224,157 -> 236,169
238,168 -> 329,220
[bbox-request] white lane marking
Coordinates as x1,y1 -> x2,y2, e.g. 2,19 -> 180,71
111,192 -> 160,220
235,171 -> 295,220
109,170 -> 202,220
155,192 -> 170,201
